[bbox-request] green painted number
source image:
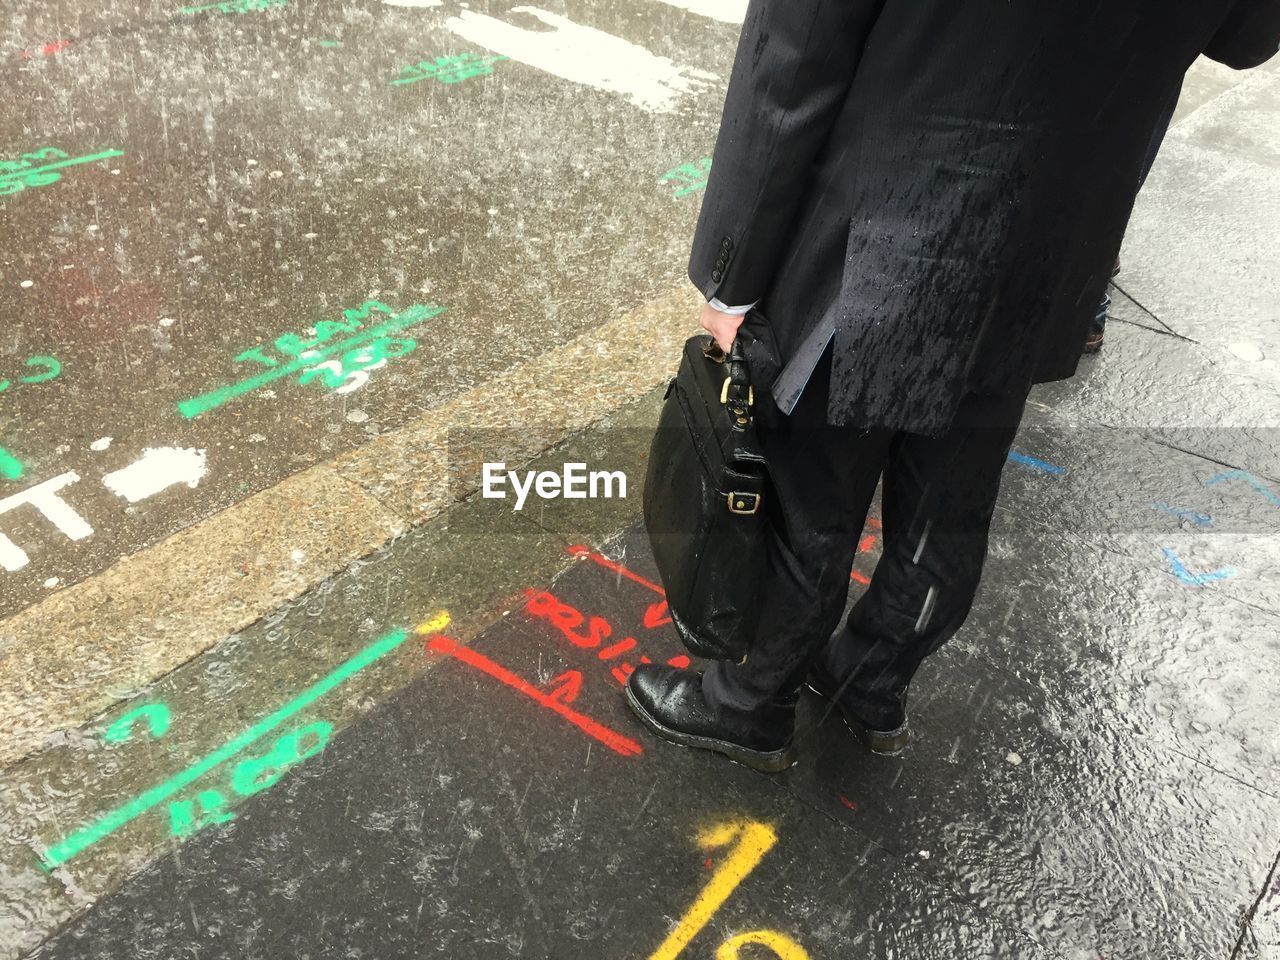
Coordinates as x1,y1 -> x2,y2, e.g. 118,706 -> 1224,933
230,722 -> 332,796
168,789 -> 236,838
20,356 -> 61,384
233,344 -> 280,367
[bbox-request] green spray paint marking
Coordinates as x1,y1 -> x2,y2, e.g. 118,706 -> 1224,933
169,789 -> 237,837
392,53 -> 508,86
660,157 -> 712,199
41,628 -> 410,869
18,356 -> 61,384
316,39 -> 342,48
0,150 -> 124,199
169,721 -> 331,839
1,358 -> 63,480
1,356 -> 63,393
180,0 -> 286,15
0,447 -> 22,481
176,301 -> 443,419
104,704 -> 172,744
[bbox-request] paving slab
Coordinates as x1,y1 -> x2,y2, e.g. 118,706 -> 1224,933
1238,856 -> 1280,959
1001,399 -> 1280,616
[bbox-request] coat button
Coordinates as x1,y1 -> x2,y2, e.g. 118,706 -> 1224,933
711,269 -> 723,281
715,256 -> 727,269
721,237 -> 732,250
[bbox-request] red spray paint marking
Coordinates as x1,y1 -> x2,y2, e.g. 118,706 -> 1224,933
567,545 -> 665,596
426,636 -> 643,758
838,794 -> 858,813
565,547 -> 673,627
524,589 -> 612,648
524,587 -> 689,686
546,670 -> 583,704
597,637 -> 637,660
850,523 -> 883,585
20,39 -> 71,58
642,598 -> 672,629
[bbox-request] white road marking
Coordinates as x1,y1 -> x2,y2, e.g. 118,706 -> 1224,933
445,6 -> 718,113
0,472 -> 92,572
102,447 -> 208,503
652,0 -> 747,24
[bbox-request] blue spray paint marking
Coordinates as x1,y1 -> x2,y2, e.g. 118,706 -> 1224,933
1149,501 -> 1214,528
1007,451 -> 1065,475
1204,469 -> 1280,508
1161,548 -> 1235,586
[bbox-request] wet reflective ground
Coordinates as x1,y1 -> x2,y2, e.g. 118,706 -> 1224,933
2,0 -> 1280,957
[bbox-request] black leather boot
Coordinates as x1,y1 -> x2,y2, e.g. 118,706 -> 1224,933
624,665 -> 799,773
806,658 -> 911,756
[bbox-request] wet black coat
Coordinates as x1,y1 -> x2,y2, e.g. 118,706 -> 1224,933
689,0 -> 1280,435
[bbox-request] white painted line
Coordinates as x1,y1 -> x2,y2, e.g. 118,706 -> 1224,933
0,473 -> 92,572
102,447 -> 208,503
653,0 -> 747,24
445,6 -> 718,113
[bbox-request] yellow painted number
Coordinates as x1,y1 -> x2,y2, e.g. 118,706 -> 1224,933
716,930 -> 810,959
649,820 -> 810,960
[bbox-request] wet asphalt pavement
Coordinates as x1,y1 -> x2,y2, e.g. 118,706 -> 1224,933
3,0 -> 1280,957
1,0 -> 720,614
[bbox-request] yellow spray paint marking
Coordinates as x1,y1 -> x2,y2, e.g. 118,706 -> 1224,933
716,930 -> 809,959
649,820 -> 778,960
415,611 -> 452,635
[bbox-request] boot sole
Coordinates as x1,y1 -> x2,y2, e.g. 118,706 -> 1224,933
623,685 -> 798,773
805,680 -> 911,756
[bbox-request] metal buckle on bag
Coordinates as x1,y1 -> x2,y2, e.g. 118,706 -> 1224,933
727,491 -> 761,515
720,377 -> 754,406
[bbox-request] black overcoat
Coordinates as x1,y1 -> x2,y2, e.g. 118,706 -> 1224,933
689,0 -> 1280,435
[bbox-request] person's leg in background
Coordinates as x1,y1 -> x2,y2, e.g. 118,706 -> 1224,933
1084,86 -> 1181,353
807,390 -> 1029,753
1084,288 -> 1113,354
625,346 -> 893,771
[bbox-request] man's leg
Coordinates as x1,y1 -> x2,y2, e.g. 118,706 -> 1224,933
699,398 -> 892,714
811,390 -> 1028,747
625,349 -> 892,770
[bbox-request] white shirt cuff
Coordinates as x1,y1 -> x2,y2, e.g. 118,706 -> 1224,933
707,296 -> 757,316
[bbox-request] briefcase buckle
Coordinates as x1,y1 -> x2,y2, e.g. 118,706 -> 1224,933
726,491 -> 761,515
720,377 -> 754,406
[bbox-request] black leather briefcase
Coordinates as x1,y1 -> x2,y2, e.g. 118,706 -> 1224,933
643,334 -> 768,662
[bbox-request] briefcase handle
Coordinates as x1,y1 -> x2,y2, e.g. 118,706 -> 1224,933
702,337 -> 755,409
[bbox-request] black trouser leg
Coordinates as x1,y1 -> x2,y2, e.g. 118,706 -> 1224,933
702,356 -> 893,713
820,393 -> 1028,729
704,380 -> 1027,719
